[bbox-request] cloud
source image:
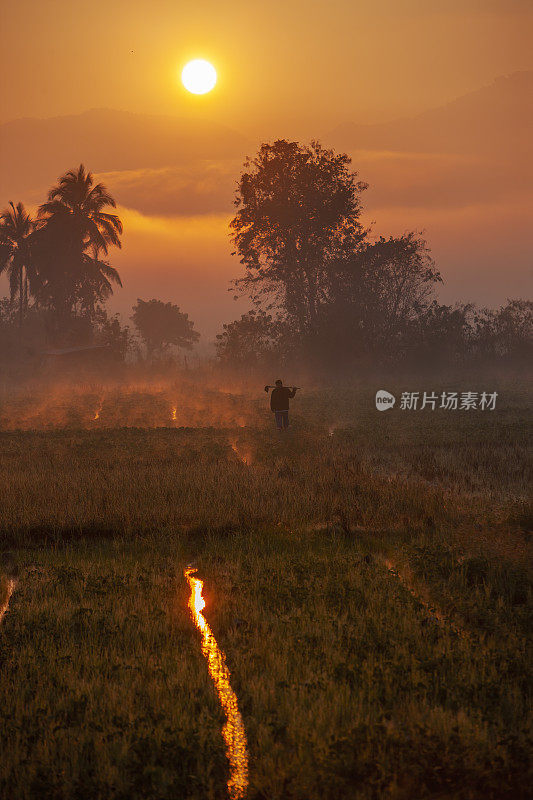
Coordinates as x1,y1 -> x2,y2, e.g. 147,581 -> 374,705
96,161 -> 240,217
350,149 -> 532,211
93,145 -> 532,224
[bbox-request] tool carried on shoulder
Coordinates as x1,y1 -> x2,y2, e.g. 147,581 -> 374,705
264,385 -> 301,392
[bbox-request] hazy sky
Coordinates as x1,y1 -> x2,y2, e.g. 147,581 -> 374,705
2,0 -> 532,130
1,0 -> 532,343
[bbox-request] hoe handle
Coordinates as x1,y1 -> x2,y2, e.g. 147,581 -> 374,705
264,385 -> 301,392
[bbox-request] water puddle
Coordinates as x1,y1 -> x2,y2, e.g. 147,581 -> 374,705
184,567 -> 248,799
0,578 -> 16,625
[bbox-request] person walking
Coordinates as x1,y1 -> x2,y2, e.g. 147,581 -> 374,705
269,379 -> 297,431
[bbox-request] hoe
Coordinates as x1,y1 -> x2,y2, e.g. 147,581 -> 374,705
264,385 -> 301,392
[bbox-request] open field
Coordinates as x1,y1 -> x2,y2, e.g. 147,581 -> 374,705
0,376 -> 531,799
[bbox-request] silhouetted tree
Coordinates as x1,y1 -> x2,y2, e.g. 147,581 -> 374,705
472,299 -> 533,361
93,308 -> 133,362
225,143 -> 449,368
399,302 -> 475,364
331,232 -> 442,353
0,202 -> 35,323
215,310 -> 285,366
132,299 -> 200,359
30,165 -> 122,317
230,140 -> 368,334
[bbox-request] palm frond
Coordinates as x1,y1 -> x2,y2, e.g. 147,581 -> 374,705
96,260 -> 122,287
95,217 -> 122,247
84,219 -> 110,254
87,183 -> 116,207
96,212 -> 123,234
38,199 -> 70,218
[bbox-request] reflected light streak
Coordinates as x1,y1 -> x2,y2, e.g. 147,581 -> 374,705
184,567 -> 248,799
229,439 -> 251,466
0,579 -> 16,624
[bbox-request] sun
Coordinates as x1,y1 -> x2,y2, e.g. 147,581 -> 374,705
181,59 -> 217,95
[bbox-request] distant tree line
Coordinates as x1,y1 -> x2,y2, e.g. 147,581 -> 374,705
1,148 -> 530,372
216,140 -> 532,370
0,165 -> 199,364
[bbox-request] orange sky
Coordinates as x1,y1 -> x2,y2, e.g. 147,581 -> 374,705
2,0 -> 532,130
0,0 -> 532,345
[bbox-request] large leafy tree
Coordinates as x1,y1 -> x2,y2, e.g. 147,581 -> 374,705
331,232 -> 443,349
230,140 -> 368,334
31,164 -> 123,315
132,299 -> 200,359
0,202 -> 35,323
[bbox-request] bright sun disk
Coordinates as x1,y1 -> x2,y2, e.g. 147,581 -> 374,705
181,59 -> 217,95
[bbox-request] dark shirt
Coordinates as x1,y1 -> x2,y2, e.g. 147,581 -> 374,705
270,386 -> 296,411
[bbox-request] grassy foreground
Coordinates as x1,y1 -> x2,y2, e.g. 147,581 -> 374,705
0,379 -> 531,799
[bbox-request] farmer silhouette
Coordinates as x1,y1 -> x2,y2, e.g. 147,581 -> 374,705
268,380 -> 297,431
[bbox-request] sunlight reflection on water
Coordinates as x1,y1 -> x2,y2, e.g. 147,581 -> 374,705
184,567 -> 248,799
0,578 -> 16,624
229,439 -> 252,465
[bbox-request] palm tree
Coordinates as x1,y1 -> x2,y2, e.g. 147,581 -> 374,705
33,164 -> 123,315
0,202 -> 35,324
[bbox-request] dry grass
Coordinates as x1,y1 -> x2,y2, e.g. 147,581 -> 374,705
0,376 -> 531,798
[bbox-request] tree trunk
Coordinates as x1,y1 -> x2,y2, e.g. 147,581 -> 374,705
19,264 -> 23,326
304,264 -> 320,334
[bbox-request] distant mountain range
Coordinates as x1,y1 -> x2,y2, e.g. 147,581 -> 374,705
0,71 -> 531,215
328,71 -> 533,159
